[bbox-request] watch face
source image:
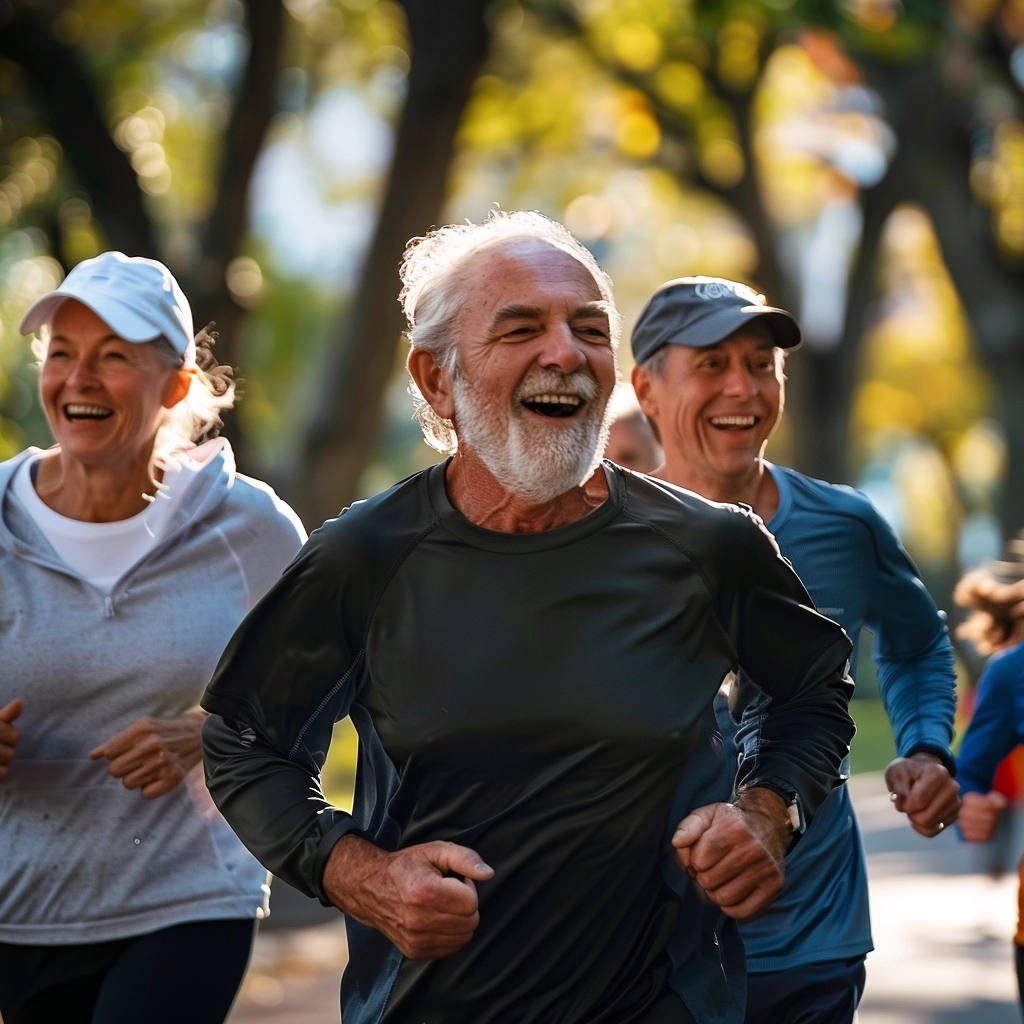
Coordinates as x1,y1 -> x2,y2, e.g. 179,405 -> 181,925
787,799 -> 804,834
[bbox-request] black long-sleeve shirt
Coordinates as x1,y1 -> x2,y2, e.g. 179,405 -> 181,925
202,461 -> 854,1024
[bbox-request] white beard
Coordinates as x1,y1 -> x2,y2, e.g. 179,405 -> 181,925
452,367 -> 612,504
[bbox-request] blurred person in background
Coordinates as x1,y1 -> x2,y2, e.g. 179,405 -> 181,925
0,252 -> 306,1024
603,381 -> 663,472
955,536 -> 1024,1014
631,276 -> 960,1024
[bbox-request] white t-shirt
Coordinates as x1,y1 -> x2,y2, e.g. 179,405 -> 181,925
13,453 -> 195,592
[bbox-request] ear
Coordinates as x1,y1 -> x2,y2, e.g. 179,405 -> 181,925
631,363 -> 657,420
408,347 -> 456,421
162,367 -> 193,409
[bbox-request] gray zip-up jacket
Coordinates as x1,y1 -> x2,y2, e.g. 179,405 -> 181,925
0,442 -> 306,944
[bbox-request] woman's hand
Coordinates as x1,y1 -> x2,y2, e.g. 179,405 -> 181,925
0,698 -> 23,779
90,706 -> 209,798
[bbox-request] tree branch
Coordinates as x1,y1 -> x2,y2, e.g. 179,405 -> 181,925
0,6 -> 157,258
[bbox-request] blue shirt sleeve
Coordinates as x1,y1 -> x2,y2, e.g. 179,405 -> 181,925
957,644 -> 1024,795
860,502 -> 956,764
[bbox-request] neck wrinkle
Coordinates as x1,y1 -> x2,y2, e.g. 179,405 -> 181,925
446,453 -> 609,534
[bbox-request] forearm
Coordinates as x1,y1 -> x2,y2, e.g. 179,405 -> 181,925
202,714 -> 363,903
878,633 -> 956,761
734,639 -> 855,822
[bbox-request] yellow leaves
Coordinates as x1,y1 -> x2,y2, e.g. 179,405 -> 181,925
700,136 -> 744,187
894,442 -> 959,565
717,15 -> 762,91
616,108 -> 661,158
987,119 -> 1024,263
953,421 -> 1006,494
655,61 -> 705,109
0,138 -> 61,230
609,20 -> 664,72
840,0 -> 900,34
854,205 -> 994,493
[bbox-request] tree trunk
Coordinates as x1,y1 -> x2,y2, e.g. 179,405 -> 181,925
914,61 -> 1024,543
288,0 -> 494,527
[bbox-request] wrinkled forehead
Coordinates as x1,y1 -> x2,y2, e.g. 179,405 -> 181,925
467,236 -> 609,299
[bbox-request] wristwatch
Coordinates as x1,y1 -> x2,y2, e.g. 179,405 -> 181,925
782,794 -> 805,837
744,783 -> 806,842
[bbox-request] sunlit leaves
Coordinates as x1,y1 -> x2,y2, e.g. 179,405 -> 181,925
854,205 -> 994,492
988,119 -> 1024,265
716,11 -> 764,91
655,60 -> 705,108
0,137 -> 60,230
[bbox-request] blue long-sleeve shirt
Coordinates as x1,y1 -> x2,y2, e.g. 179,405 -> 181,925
728,463 -> 956,972
957,643 -> 1024,795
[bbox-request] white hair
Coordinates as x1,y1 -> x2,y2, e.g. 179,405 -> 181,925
399,209 -> 621,454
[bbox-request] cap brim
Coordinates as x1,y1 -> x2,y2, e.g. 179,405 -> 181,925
738,306 -> 802,349
667,306 -> 801,351
19,289 -> 164,344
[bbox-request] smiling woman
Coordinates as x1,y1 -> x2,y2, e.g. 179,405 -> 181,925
34,302 -> 190,519
0,252 -> 307,1024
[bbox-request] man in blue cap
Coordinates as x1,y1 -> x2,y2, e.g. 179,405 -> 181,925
631,276 -> 962,1024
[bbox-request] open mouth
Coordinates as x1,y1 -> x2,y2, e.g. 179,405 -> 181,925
709,415 -> 756,431
64,404 -> 113,421
521,393 -> 584,418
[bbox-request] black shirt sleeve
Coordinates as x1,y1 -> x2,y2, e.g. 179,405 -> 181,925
201,521 -> 374,903
708,504 -> 856,820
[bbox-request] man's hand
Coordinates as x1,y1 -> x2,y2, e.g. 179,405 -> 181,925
884,753 -> 961,838
89,706 -> 208,798
671,787 -> 792,920
0,698 -> 22,779
323,835 -> 494,960
959,790 -> 1009,843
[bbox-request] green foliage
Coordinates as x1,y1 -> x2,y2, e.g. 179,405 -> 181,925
848,695 -> 896,775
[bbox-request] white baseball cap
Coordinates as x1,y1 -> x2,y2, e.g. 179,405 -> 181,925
19,251 -> 196,365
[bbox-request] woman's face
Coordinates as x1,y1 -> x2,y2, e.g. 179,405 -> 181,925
39,299 -> 181,473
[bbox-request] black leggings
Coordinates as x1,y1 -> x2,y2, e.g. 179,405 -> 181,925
0,918 -> 255,1024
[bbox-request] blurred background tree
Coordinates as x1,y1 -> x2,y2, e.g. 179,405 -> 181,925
2,0 -> 1022,631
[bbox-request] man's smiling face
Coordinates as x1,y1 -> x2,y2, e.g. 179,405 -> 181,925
448,237 -> 618,503
633,325 -> 784,496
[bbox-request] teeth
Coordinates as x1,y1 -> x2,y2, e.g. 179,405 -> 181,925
710,415 -> 755,427
524,393 -> 582,406
65,404 -> 112,419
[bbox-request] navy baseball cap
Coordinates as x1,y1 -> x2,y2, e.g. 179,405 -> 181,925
630,276 -> 802,363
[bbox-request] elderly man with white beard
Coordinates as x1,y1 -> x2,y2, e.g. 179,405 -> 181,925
200,210 -> 856,1024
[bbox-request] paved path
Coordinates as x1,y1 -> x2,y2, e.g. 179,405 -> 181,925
855,773 -> 1019,1023
228,773 -> 1022,1023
